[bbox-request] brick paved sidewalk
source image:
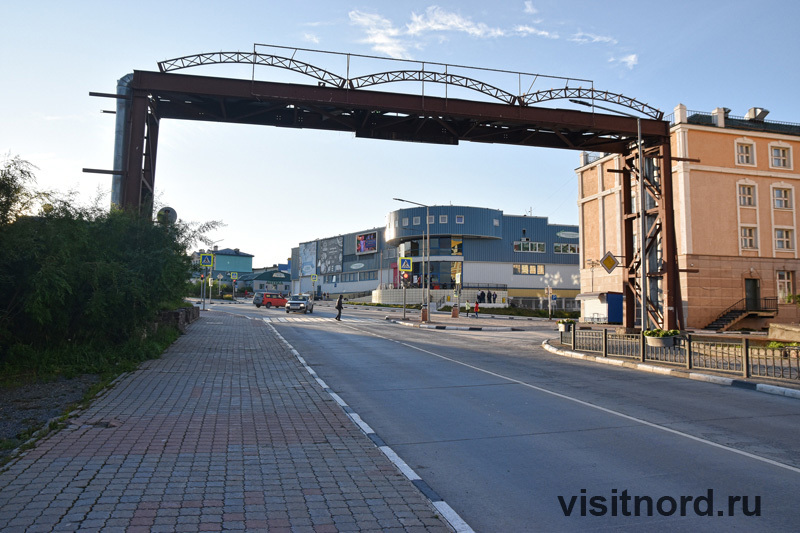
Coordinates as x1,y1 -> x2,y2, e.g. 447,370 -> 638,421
0,311 -> 451,532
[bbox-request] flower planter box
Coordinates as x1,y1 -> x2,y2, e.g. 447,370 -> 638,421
645,335 -> 676,348
558,323 -> 573,332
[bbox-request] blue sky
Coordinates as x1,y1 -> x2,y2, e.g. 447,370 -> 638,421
2,1 -> 798,267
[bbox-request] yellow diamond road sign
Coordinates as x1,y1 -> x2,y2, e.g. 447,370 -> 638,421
600,251 -> 619,274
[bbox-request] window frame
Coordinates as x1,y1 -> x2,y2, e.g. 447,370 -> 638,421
775,228 -> 794,250
740,226 -> 758,250
735,140 -> 755,166
777,270 -> 794,303
738,184 -> 756,207
769,143 -> 792,170
773,187 -> 792,210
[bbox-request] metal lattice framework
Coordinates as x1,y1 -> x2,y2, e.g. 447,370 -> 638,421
348,70 -> 518,106
520,87 -> 663,120
157,52 -> 662,119
159,51 -> 347,88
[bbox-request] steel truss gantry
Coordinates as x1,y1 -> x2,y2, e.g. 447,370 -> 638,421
91,46 -> 679,330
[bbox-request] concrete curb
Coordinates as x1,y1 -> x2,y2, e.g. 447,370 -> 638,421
542,339 -> 800,401
387,318 -> 514,332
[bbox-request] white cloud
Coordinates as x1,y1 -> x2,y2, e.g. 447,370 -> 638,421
303,32 -> 320,44
406,6 -> 505,38
523,1 -> 538,15
570,31 -> 618,45
610,54 -> 638,70
515,25 -> 558,39
349,10 -> 411,59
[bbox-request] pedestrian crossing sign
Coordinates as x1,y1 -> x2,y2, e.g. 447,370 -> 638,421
398,257 -> 412,271
200,253 -> 213,267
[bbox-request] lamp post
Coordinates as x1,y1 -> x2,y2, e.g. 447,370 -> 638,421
393,198 -> 430,323
570,99 -> 648,331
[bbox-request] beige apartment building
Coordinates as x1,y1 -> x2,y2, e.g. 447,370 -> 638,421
577,104 -> 800,330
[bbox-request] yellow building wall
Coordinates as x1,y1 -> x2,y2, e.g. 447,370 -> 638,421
578,109 -> 800,329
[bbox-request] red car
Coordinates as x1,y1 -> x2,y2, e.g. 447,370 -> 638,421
253,291 -> 287,309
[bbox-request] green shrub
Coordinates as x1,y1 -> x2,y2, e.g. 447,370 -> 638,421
643,328 -> 680,337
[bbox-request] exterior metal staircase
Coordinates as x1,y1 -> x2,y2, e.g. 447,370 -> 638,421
705,297 -> 778,331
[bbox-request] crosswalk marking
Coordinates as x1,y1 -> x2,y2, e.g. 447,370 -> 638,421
262,316 -> 379,324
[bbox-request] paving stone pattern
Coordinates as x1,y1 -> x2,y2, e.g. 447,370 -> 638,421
0,312 -> 450,532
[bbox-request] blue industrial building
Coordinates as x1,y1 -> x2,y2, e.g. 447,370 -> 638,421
291,205 -> 579,306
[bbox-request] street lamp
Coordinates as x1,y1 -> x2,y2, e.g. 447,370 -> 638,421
393,198 -> 431,323
570,99 -> 648,331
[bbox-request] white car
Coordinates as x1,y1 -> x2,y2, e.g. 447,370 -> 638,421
285,294 -> 314,314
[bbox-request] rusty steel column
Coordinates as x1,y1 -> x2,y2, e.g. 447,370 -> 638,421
658,140 -> 680,330
121,90 -> 149,210
621,162 -> 637,328
140,110 -> 160,214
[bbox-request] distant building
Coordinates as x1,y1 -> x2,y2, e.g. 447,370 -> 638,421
191,246 -> 253,285
292,205 -> 580,309
238,266 -> 291,294
576,104 -> 800,329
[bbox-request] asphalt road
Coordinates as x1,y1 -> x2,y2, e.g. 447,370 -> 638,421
219,301 -> 800,532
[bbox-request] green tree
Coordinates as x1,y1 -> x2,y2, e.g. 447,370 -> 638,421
0,153 -> 48,226
0,157 -> 222,375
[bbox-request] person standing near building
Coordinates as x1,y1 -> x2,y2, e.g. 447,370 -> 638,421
335,295 -> 343,321
474,300 -> 480,318
464,300 -> 471,317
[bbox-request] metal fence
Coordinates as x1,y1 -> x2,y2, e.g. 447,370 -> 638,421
558,328 -> 800,383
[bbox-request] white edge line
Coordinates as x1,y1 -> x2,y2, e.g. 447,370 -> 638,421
266,318 -> 475,533
347,412 -> 375,434
328,392 -> 348,407
379,445 -> 421,481
433,501 -> 475,533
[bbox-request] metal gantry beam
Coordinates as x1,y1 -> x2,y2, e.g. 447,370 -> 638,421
106,49 -> 678,330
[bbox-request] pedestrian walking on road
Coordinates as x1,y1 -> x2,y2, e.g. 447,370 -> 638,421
474,300 -> 479,318
335,295 -> 343,321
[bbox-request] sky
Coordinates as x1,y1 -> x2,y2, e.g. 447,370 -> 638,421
2,1 -> 798,267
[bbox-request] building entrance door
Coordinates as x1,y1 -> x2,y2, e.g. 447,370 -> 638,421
745,278 -> 760,310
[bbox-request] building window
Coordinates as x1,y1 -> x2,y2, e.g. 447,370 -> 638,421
738,184 -> 755,206
359,271 -> 377,281
554,243 -> 579,254
451,236 -> 462,255
776,229 -> 794,250
402,217 -> 409,227
513,241 -> 545,252
771,145 -> 791,169
439,214 -> 448,224
774,188 -> 792,209
513,264 -> 545,275
455,215 -> 465,224
493,219 -> 500,227
736,142 -> 755,165
777,271 -> 794,303
427,215 -> 435,224
413,216 -> 421,225
740,227 -> 757,249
